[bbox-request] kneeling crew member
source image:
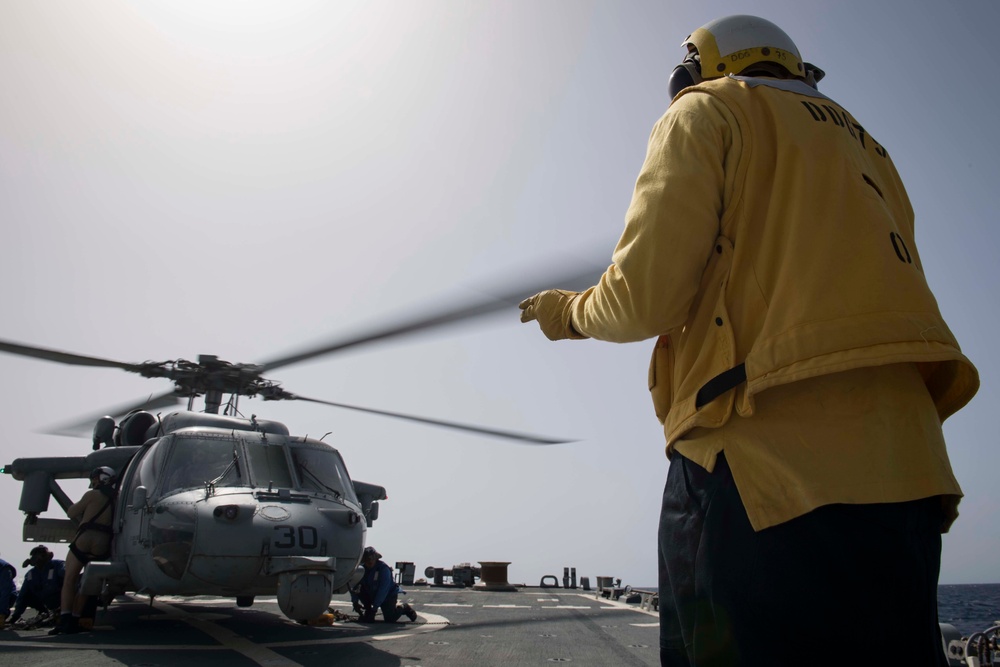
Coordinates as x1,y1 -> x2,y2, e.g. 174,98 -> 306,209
351,547 -> 417,623
0,557 -> 16,629
10,546 -> 64,627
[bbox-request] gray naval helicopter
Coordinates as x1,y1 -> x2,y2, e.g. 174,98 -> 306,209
0,270 -> 594,622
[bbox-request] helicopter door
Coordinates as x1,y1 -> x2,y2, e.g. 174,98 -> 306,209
116,438 -> 170,580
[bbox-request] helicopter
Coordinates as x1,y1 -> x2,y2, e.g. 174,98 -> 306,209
0,268 -> 599,622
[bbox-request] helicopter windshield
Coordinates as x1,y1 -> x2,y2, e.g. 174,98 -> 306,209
290,444 -> 357,504
246,443 -> 294,489
162,434 -> 246,492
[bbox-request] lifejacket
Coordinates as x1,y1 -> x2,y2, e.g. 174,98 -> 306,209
76,485 -> 117,536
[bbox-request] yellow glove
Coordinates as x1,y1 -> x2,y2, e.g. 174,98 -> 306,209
518,290 -> 587,341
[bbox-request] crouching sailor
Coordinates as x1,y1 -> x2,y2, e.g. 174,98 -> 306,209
351,547 -> 417,623
10,546 -> 64,627
0,557 -> 16,629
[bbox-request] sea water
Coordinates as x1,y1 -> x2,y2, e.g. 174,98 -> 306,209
634,584 -> 1000,638
939,584 -> 1000,637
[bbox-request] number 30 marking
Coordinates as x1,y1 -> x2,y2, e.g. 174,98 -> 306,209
273,525 -> 318,549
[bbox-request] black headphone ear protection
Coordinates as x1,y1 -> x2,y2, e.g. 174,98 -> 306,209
803,62 -> 825,89
668,54 -> 702,101
669,55 -> 825,101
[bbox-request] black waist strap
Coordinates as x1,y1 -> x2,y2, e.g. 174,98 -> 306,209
695,363 -> 747,408
79,522 -> 113,534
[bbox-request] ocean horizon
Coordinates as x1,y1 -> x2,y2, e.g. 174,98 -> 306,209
938,583 -> 1000,637
632,583 -> 999,638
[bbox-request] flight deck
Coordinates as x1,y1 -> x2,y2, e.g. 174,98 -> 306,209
0,586 -> 660,666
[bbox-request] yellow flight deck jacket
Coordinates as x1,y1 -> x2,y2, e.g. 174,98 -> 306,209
569,75 -> 978,525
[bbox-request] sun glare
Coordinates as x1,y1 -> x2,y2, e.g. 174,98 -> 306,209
137,0 -> 337,31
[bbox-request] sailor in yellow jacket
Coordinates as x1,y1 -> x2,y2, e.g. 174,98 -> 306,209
520,14 -> 978,667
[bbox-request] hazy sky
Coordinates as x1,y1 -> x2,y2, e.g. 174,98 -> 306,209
1,0 -> 997,588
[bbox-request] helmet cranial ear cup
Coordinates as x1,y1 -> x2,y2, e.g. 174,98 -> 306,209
668,60 -> 702,100
804,62 -> 825,89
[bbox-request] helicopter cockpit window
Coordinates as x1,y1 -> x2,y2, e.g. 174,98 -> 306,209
246,444 -> 293,489
131,437 -> 173,500
162,435 -> 246,493
290,445 -> 358,504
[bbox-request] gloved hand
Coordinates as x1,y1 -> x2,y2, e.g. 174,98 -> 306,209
518,290 -> 587,341
352,601 -> 363,616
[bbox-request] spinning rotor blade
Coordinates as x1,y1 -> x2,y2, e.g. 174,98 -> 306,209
259,265 -> 605,372
44,391 -> 181,437
290,394 -> 572,445
2,261 -> 603,444
0,338 -> 142,371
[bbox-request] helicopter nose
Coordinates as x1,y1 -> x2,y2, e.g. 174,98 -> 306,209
277,571 -> 333,620
149,501 -> 199,581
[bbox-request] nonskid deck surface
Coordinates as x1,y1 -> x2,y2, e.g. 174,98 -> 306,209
0,587 -> 660,666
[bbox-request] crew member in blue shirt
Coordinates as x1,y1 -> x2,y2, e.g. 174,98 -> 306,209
0,556 -> 17,629
351,547 -> 417,623
9,546 -> 65,626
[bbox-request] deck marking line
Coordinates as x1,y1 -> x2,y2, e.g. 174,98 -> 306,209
1,604 -> 450,654
541,605 -> 592,609
264,612 -> 451,647
150,598 -> 303,667
370,612 -> 450,642
0,640 -> 227,650
422,603 -> 473,607
482,604 -> 531,609
578,593 -> 659,617
153,597 -> 237,606
631,622 -> 659,627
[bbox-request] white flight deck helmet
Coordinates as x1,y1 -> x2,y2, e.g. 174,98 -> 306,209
90,466 -> 116,485
667,15 -> 825,99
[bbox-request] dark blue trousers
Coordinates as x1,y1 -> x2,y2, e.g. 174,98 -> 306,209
658,452 -> 948,667
379,593 -> 403,623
